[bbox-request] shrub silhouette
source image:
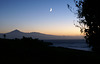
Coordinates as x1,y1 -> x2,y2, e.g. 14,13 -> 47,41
72,0 -> 100,51
3,34 -> 6,39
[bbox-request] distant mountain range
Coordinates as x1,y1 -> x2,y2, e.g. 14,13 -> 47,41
0,29 -> 84,40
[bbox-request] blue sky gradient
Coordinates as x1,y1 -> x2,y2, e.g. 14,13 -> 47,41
0,0 -> 81,36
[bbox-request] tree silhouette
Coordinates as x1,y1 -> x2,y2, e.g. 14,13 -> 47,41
3,34 -> 6,39
72,0 -> 100,51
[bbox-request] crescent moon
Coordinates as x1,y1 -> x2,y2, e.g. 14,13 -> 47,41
50,8 -> 52,12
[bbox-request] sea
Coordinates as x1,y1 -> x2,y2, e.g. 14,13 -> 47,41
44,39 -> 92,51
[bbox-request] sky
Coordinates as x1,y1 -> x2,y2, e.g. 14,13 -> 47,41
0,0 -> 82,36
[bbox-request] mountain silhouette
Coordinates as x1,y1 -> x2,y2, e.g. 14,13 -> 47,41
0,29 -> 84,39
9,29 -> 22,33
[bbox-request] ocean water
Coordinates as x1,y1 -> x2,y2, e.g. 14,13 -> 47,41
44,39 -> 92,51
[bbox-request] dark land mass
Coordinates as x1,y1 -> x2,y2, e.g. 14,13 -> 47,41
0,37 -> 100,64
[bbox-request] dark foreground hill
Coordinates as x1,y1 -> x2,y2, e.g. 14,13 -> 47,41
0,38 -> 100,64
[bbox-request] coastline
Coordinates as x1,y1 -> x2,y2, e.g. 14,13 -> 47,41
44,39 -> 91,51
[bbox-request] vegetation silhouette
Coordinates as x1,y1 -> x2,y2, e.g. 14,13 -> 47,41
0,37 -> 100,64
68,0 -> 100,51
3,34 -> 6,39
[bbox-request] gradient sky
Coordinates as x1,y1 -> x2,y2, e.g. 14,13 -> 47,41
0,0 -> 82,36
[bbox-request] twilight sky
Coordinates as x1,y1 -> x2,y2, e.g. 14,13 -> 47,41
0,0 -> 82,36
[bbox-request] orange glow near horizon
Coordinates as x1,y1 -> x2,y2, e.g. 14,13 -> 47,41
0,27 -> 83,36
0,22 -> 83,36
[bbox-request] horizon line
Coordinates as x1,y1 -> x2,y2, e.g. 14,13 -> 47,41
0,29 -> 84,36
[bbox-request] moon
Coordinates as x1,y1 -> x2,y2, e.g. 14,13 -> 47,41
50,8 -> 52,12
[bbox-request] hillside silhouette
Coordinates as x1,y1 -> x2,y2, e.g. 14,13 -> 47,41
0,37 -> 100,64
